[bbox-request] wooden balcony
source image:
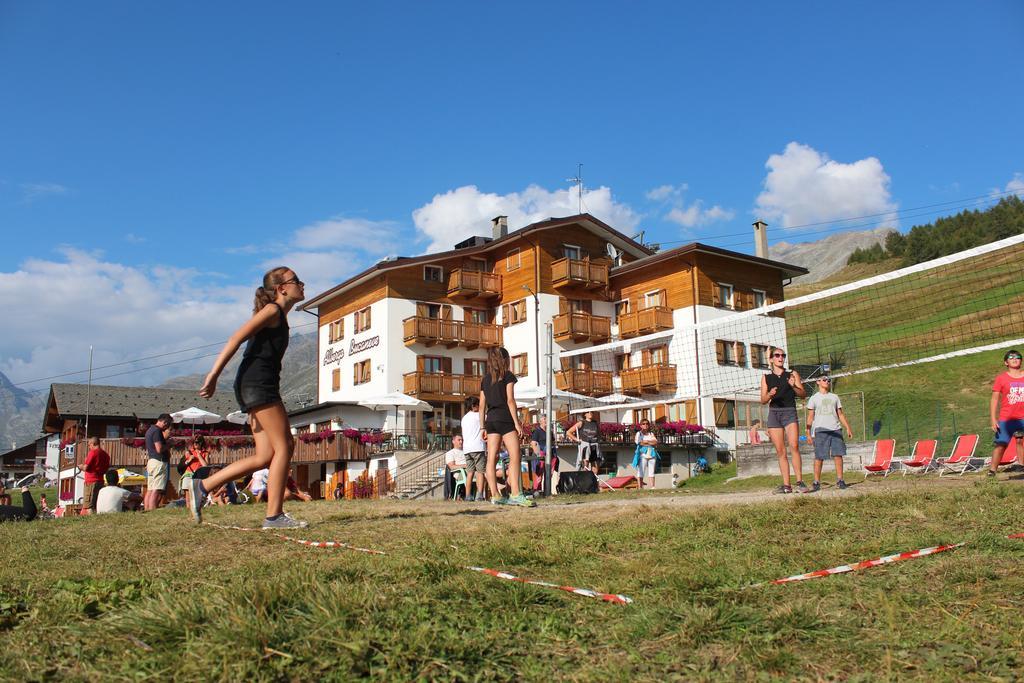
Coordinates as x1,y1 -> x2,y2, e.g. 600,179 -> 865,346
403,372 -> 482,401
553,311 -> 611,343
402,317 -> 502,350
551,257 -> 609,290
620,364 -> 677,395
618,306 -> 674,339
447,269 -> 502,300
554,368 -> 614,397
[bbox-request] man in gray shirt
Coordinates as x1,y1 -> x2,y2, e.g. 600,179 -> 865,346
805,377 -> 854,492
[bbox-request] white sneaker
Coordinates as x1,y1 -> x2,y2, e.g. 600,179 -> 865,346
262,513 -> 309,530
187,478 -> 205,523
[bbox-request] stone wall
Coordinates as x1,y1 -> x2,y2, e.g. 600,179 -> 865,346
735,441 -> 879,479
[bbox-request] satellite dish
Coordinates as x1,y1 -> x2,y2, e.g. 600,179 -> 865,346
605,242 -> 622,264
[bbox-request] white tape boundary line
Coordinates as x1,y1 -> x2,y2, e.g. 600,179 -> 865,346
203,522 -> 386,555
465,566 -> 633,605
562,231 -> 1024,363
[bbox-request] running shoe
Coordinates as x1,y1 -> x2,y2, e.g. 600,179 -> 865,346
187,477 -> 205,523
986,470 -> 997,478
262,513 -> 309,530
507,493 -> 536,508
795,481 -> 810,494
836,479 -> 848,490
810,481 -> 821,493
491,496 -> 509,506
773,484 -> 793,495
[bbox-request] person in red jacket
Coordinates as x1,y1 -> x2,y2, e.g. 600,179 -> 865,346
82,436 -> 110,514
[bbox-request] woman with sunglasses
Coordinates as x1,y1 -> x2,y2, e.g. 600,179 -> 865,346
187,266 -> 309,528
988,349 -> 1024,476
760,347 -> 807,494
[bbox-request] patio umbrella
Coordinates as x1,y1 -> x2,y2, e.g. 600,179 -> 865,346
170,406 -> 223,435
357,392 -> 433,427
116,468 -> 146,486
514,385 -> 590,409
226,411 -> 249,425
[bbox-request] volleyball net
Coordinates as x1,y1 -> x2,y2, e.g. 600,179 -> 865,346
559,232 -> 1024,418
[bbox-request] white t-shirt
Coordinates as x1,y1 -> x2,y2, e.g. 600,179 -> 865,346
807,392 -> 843,432
444,447 -> 467,468
461,411 -> 485,453
250,468 -> 269,493
96,485 -> 132,514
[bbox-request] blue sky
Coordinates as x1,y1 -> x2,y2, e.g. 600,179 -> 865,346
1,1 -> 1022,389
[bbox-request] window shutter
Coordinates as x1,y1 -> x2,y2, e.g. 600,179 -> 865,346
716,341 -> 726,365
657,289 -> 667,307
416,356 -> 425,373
737,342 -> 747,367
714,399 -> 729,425
560,356 -> 572,371
501,304 -> 509,327
642,348 -> 652,366
655,404 -> 667,423
558,298 -> 568,314
416,302 -> 428,317
582,353 -> 592,369
441,305 -> 452,320
332,369 -> 340,391
712,286 -> 721,307
366,308 -> 371,329
582,299 -> 592,313
442,357 -> 452,374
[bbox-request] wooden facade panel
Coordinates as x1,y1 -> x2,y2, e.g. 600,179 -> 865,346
319,276 -> 388,322
612,255 -> 696,312
694,253 -> 785,309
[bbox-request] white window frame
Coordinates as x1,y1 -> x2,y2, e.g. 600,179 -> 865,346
614,299 -> 631,322
717,282 -> 734,309
506,248 -> 521,271
752,289 -> 766,309
423,265 -> 444,283
563,244 -> 582,260
643,289 -> 662,309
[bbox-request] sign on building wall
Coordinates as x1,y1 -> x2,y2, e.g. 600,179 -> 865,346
323,346 -> 345,367
349,335 -> 380,355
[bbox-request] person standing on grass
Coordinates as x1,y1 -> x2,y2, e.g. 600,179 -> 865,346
187,266 -> 308,529
988,349 -> 1024,477
181,435 -> 210,512
805,377 -> 853,491
81,436 -> 110,515
761,347 -> 807,494
480,346 -> 534,507
529,415 -> 559,493
461,397 -> 487,501
144,414 -> 174,511
632,419 -> 659,488
567,410 -> 603,476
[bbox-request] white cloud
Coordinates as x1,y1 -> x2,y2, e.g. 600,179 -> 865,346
665,200 -> 735,228
645,183 -> 687,201
292,216 -> 398,252
411,184 -> 641,253
0,248 -> 256,389
754,142 -> 898,230
995,173 -> 1024,199
20,182 -> 69,203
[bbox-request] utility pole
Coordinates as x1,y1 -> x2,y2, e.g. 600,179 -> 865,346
544,321 -> 554,497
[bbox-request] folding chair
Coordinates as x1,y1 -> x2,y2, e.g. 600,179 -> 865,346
997,436 -> 1019,468
862,439 -> 896,477
937,434 -> 981,476
899,439 -> 938,476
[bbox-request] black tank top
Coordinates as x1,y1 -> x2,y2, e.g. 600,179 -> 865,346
237,304 -> 289,385
765,370 -> 796,408
579,419 -> 599,443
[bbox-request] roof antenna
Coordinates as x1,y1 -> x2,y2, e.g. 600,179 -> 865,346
566,163 -> 583,214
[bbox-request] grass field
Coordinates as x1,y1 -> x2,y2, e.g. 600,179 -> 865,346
3,475 -> 1024,681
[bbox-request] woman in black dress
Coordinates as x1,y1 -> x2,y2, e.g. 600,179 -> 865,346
188,266 -> 307,528
480,347 -> 535,507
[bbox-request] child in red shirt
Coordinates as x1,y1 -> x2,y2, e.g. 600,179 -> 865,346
989,349 -> 1024,475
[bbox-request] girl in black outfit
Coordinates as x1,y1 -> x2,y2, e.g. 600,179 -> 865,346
189,266 -> 308,528
480,347 -> 534,507
759,346 -> 807,494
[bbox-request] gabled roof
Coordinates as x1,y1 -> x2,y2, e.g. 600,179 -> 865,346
611,242 -> 809,279
43,383 -> 240,433
301,213 -> 653,312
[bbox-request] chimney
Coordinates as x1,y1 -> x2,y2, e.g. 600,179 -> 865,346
752,220 -> 769,258
492,215 -> 508,240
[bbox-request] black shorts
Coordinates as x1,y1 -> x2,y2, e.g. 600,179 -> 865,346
484,419 -> 516,436
234,380 -> 283,412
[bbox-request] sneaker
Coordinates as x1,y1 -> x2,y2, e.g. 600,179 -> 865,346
475,494 -> 487,502
262,513 -> 309,530
773,484 -> 793,494
986,470 -> 997,478
795,481 -> 809,494
491,497 -> 509,506
507,493 -> 536,508
836,479 -> 848,490
810,481 -> 821,492
187,478 -> 205,523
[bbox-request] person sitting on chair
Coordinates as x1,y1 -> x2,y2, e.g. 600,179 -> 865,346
442,434 -> 468,500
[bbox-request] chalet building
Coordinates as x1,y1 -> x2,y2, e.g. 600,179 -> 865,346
0,437 -> 47,483
300,213 -> 807,475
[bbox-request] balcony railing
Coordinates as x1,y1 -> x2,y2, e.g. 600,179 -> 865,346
403,372 -> 482,399
620,364 -> 677,395
447,269 -> 502,299
551,257 -> 609,290
402,317 -> 502,349
553,311 -> 611,343
554,368 -> 614,397
618,306 -> 674,339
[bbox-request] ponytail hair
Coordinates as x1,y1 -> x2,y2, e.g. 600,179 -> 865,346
254,266 -> 291,314
487,346 -> 510,383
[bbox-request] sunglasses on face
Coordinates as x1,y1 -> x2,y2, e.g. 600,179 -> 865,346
772,353 -> 786,358
282,278 -> 304,287
1008,355 -> 1022,360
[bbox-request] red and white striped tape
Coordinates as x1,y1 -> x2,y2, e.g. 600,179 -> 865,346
1007,533 -> 1024,540
204,522 -> 385,555
756,542 -> 964,587
465,566 -> 632,605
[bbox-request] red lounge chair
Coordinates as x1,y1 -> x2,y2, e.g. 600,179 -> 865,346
900,439 -> 938,476
862,439 -> 896,477
603,475 -> 638,489
937,434 -> 981,476
998,437 -> 1019,467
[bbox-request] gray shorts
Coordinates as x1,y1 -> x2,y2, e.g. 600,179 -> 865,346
813,429 -> 847,459
767,407 -> 799,429
464,451 -> 486,473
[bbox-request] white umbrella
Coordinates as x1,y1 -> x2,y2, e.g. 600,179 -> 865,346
226,411 -> 249,425
514,385 -> 590,409
357,392 -> 433,429
171,406 -> 222,435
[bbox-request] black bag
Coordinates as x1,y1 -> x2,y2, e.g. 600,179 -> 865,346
557,471 -> 599,495
176,455 -> 188,476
